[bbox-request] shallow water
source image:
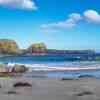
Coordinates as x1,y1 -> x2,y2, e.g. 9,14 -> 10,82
1,56 -> 100,78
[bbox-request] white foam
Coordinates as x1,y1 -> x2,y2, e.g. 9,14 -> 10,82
7,63 -> 100,71
27,64 -> 100,71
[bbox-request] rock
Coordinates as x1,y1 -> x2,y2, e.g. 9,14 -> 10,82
0,39 -> 19,55
13,82 -> 32,87
75,91 -> 94,96
61,78 -> 76,81
28,43 -> 47,55
5,91 -> 18,95
0,84 -> 2,88
12,64 -> 28,73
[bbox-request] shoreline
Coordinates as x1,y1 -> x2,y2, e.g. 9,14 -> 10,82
6,63 -> 100,71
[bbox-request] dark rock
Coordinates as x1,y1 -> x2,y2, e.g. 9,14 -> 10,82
13,82 -> 32,87
5,91 -> 18,95
75,91 -> 94,96
61,78 -> 76,81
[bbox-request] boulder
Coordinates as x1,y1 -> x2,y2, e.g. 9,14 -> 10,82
12,64 -> 28,73
13,82 -> 32,87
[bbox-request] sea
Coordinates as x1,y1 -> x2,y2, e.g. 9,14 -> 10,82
0,55 -> 100,79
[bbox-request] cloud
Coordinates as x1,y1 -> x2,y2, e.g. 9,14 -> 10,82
41,13 -> 82,32
41,10 -> 100,33
0,0 -> 37,10
41,28 -> 58,33
84,10 -> 100,23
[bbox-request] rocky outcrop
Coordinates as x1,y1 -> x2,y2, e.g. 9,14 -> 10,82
0,39 -> 95,57
0,39 -> 19,55
12,64 -> 28,73
28,43 -> 47,55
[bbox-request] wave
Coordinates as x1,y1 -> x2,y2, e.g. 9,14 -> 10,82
7,63 -> 100,71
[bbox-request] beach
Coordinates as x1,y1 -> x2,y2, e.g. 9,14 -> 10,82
0,0 -> 99,100
0,77 -> 99,100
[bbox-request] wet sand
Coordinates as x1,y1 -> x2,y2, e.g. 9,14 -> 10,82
0,77 -> 100,100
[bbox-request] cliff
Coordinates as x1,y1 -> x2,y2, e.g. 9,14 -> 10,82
27,43 -> 47,55
0,39 -> 95,57
0,39 -> 19,55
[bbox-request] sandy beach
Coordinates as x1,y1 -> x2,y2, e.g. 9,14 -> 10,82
0,77 -> 99,100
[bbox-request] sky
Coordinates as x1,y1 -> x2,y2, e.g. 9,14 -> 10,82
0,0 -> 100,50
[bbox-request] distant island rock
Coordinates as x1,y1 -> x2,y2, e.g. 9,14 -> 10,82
0,39 -> 96,60
27,43 -> 47,55
0,39 -> 19,55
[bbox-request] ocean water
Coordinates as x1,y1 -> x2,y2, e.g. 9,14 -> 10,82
0,55 -> 100,78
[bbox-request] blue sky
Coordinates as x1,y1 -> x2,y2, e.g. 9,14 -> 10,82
0,0 -> 100,50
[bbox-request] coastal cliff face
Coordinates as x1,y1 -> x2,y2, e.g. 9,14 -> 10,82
0,39 -> 19,55
27,43 -> 47,55
0,39 -> 95,57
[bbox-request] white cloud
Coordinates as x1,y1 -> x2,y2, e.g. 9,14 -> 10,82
41,13 -> 82,32
41,10 -> 100,33
84,10 -> 100,23
41,28 -> 58,33
68,13 -> 82,22
0,0 -> 37,10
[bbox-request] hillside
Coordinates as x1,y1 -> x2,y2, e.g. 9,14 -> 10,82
0,39 -> 19,55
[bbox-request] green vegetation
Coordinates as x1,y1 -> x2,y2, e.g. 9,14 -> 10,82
28,43 -> 47,53
0,40 -> 47,55
0,39 -> 19,55
0,39 -> 96,57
